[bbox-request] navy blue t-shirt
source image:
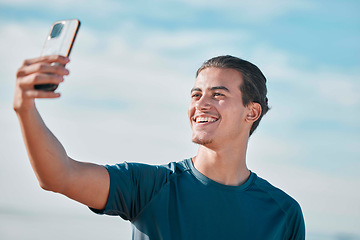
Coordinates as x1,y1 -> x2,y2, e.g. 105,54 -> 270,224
91,159 -> 305,239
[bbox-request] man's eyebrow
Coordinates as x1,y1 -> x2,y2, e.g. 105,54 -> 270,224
191,87 -> 202,93
210,86 -> 230,92
190,86 -> 231,93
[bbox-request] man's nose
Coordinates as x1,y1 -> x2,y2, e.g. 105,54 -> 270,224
195,95 -> 211,110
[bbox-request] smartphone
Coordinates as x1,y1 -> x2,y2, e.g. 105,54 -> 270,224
34,19 -> 81,91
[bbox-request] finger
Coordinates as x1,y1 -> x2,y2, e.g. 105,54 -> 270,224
23,55 -> 70,66
20,73 -> 64,87
17,62 -> 69,77
24,89 -> 61,99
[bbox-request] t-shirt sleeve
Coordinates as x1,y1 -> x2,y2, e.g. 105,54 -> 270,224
89,162 -> 171,221
286,201 -> 306,240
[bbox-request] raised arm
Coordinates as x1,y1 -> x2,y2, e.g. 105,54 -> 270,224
13,55 -> 109,210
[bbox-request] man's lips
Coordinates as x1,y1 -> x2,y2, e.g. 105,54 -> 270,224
192,115 -> 219,124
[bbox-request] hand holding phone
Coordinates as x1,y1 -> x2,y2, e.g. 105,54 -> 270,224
35,19 -> 80,91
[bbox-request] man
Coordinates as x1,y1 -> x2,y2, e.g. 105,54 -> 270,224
14,55 -> 305,239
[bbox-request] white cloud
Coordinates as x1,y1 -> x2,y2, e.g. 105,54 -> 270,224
314,72 -> 360,107
0,21 -> 46,73
250,45 -> 360,109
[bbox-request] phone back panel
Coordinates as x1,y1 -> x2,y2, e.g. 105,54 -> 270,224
41,19 -> 80,57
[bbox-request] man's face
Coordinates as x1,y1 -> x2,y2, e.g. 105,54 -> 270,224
188,67 -> 250,147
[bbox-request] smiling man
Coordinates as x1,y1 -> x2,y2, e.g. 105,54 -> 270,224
189,66 -> 262,186
14,55 -> 305,239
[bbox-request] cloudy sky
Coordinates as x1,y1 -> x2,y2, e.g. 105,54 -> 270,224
0,0 -> 359,239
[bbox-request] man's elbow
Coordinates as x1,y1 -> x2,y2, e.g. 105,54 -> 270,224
38,180 -> 63,193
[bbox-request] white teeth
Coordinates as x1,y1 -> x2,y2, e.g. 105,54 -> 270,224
195,117 -> 217,123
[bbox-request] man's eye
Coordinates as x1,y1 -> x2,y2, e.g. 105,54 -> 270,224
213,93 -> 224,97
192,93 -> 201,98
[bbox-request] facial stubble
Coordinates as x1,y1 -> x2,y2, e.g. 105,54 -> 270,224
192,136 -> 214,146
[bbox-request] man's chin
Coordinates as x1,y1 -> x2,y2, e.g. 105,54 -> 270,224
192,137 -> 213,146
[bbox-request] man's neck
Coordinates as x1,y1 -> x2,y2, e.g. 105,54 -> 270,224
192,140 -> 250,186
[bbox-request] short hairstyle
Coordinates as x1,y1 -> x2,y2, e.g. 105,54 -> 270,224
196,55 -> 270,136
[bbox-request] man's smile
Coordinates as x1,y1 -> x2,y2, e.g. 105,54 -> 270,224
192,115 -> 219,124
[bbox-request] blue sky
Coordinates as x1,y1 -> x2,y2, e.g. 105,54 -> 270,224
0,0 -> 359,239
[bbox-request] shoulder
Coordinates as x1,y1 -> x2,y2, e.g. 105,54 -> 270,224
105,159 -> 190,181
252,174 -> 302,214
160,158 -> 191,174
252,174 -> 305,238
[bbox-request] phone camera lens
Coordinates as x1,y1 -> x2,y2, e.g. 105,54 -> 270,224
50,23 -> 64,38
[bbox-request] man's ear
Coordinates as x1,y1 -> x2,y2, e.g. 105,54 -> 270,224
245,102 -> 262,123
